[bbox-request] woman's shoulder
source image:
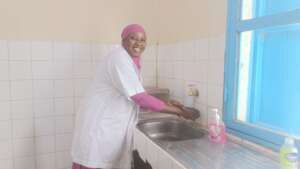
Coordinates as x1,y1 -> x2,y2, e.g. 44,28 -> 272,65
107,47 -> 131,64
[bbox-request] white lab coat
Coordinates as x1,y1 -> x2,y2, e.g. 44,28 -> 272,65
71,47 -> 145,169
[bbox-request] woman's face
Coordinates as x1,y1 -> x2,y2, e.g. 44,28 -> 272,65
122,32 -> 147,57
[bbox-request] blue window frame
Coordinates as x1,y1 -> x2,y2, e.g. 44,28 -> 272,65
224,0 -> 300,150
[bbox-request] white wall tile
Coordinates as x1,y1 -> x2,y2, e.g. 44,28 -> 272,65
158,62 -> 168,78
55,134 -> 72,151
6,41 -> 235,168
34,99 -> 54,117
9,61 -> 32,80
195,38 -> 209,61
170,79 -> 184,99
74,97 -> 82,113
32,61 -> 53,79
11,80 -> 33,100
73,62 -> 92,78
53,62 -> 73,79
173,43 -> 184,61
0,81 -> 10,101
32,41 -> 53,61
168,62 -> 176,78
195,103 -> 208,127
0,41 -> 137,169
53,42 -> 72,61
91,62 -> 102,75
181,41 -> 196,62
166,44 -> 176,61
142,78 -> 156,87
54,98 -> 74,116
14,156 -> 35,169
0,140 -> 12,159
9,41 -> 31,61
33,80 -> 54,99
157,78 -> 169,89
143,45 -> 157,61
12,119 -> 34,138
207,61 -> 224,85
158,45 -> 168,62
13,138 -> 35,157
157,39 -> 225,131
0,121 -> 11,140
0,61 -> 9,80
35,118 -> 55,136
74,79 -> 91,97
142,62 -> 156,78
209,36 -> 225,61
11,100 -> 33,119
195,61 -> 208,83
36,153 -> 55,169
0,40 -> 9,60
0,102 -> 10,121
55,151 -> 72,169
207,85 -> 223,109
55,116 -> 74,134
0,159 -> 13,169
35,136 -> 55,154
91,44 -> 109,62
184,63 -> 201,81
54,80 -> 73,98
73,43 -> 91,62
173,62 -> 184,79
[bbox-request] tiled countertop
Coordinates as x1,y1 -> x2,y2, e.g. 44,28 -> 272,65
137,112 -> 281,169
155,137 -> 281,169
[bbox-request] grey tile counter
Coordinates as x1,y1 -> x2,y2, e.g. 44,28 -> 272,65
155,137 -> 280,169
137,112 -> 281,169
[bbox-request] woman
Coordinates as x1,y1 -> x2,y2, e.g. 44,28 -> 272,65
71,24 -> 194,169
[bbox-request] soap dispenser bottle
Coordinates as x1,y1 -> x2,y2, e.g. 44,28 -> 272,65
208,108 -> 226,144
280,137 -> 299,169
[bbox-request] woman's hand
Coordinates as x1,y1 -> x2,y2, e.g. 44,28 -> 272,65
161,100 -> 200,120
166,99 -> 184,108
178,109 -> 198,120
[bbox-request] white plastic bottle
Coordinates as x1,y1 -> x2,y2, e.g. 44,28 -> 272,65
280,137 -> 299,169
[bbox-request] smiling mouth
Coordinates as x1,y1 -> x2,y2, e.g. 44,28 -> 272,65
133,47 -> 142,53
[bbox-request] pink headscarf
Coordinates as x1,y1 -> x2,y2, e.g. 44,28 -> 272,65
121,24 -> 145,70
121,24 -> 146,40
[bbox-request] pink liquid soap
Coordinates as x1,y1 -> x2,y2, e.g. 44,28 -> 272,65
208,108 -> 226,144
208,123 -> 226,144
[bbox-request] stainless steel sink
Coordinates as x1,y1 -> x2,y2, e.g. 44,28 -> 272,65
137,118 -> 206,142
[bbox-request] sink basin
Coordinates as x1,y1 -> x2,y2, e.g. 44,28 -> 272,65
137,118 -> 206,142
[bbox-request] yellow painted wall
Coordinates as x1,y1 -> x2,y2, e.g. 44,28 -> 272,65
0,0 -> 227,43
155,0 -> 210,43
0,0 -> 91,41
208,0 -> 227,37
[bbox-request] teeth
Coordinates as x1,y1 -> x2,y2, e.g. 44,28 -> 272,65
134,48 -> 141,52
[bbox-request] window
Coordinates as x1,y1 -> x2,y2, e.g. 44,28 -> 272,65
224,0 -> 300,150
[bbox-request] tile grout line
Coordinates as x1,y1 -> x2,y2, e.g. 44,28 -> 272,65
29,41 -> 39,169
7,40 -> 15,169
52,41 -> 59,169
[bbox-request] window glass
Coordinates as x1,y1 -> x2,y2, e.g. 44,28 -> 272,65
242,0 -> 300,20
236,24 -> 300,137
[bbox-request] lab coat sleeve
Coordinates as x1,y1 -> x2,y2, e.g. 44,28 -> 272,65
108,54 -> 145,99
